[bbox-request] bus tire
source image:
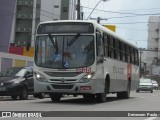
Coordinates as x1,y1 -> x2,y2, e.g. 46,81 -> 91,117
96,78 -> 108,103
49,94 -> 62,102
117,80 -> 131,99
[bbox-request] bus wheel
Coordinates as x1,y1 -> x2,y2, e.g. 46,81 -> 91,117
49,94 -> 62,102
117,81 -> 131,99
96,82 -> 107,103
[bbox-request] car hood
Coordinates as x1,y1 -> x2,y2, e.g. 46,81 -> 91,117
139,83 -> 152,86
0,76 -> 20,83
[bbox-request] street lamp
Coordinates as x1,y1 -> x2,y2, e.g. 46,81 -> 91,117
86,0 -> 109,20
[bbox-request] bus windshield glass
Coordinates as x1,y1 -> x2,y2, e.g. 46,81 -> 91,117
35,35 -> 95,69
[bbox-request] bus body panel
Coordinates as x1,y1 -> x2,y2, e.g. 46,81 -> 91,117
34,20 -> 139,97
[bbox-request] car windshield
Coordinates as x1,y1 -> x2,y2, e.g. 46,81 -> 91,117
35,35 -> 95,69
0,68 -> 26,77
152,81 -> 157,84
140,78 -> 152,83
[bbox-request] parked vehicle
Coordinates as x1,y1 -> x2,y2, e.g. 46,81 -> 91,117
136,78 -> 153,93
0,67 -> 45,100
152,80 -> 159,90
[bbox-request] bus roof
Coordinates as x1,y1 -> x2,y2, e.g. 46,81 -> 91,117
38,20 -> 138,49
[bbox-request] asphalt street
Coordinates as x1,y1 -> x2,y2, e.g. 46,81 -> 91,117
0,90 -> 160,120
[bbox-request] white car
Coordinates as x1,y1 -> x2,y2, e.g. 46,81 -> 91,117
136,78 -> 153,93
152,80 -> 159,90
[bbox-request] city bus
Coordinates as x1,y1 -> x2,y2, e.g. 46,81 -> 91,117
34,20 -> 139,103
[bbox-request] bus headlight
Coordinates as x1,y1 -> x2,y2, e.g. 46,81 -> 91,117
79,73 -> 95,83
34,72 -> 48,82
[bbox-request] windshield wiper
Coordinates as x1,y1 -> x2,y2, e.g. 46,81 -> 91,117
48,34 -> 59,53
67,33 -> 80,46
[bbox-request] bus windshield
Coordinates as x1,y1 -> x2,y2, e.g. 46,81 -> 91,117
35,35 -> 95,69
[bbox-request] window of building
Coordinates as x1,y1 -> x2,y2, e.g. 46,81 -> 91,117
54,5 -> 59,8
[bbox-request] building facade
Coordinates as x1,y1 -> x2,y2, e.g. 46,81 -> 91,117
0,0 -> 17,52
0,0 -> 77,53
147,16 -> 160,73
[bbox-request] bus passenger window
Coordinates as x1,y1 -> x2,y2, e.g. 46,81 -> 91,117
96,30 -> 102,56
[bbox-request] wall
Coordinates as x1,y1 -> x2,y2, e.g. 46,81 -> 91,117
0,52 -> 33,72
40,0 -> 61,21
0,0 -> 16,52
147,16 -> 160,70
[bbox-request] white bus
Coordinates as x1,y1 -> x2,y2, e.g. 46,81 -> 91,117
34,20 -> 139,103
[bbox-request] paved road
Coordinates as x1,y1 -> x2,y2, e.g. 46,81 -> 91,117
0,90 -> 160,120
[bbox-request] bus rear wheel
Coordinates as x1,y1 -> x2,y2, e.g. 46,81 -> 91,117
49,94 -> 62,102
117,81 -> 131,99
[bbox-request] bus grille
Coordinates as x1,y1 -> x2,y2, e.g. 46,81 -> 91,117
44,72 -> 81,77
52,84 -> 74,89
50,79 -> 77,82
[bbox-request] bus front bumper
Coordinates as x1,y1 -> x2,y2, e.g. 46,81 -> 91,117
34,79 -> 104,95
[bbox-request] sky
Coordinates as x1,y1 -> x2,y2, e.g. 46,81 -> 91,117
80,0 -> 160,48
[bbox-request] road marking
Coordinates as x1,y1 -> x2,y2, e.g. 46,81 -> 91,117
144,117 -> 158,120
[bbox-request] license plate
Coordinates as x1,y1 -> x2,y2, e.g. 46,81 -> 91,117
0,87 -> 6,91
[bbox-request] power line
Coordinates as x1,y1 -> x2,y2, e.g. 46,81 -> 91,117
116,27 -> 158,32
113,8 -> 160,12
81,5 -> 160,15
107,13 -> 160,20
101,22 -> 156,24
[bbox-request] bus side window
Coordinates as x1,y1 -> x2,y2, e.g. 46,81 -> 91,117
136,50 -> 139,65
127,45 -> 131,63
103,33 -> 108,57
115,39 -> 119,60
113,38 -> 117,59
110,37 -> 114,59
96,30 -> 102,56
124,44 -> 128,62
134,49 -> 138,65
107,35 -> 111,57
131,48 -> 134,64
133,48 -> 136,64
119,40 -> 121,60
121,42 -> 125,62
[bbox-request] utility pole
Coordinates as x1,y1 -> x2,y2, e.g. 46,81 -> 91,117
139,48 -> 142,77
90,17 -> 108,24
77,0 -> 80,20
